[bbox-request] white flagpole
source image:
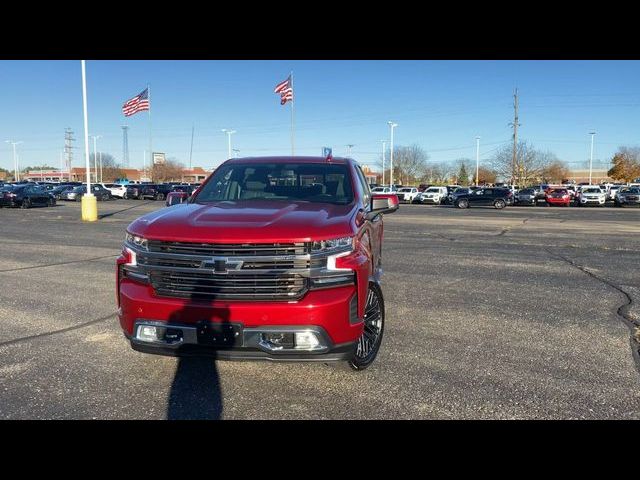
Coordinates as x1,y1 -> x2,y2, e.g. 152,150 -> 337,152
148,84 -> 152,179
290,72 -> 295,156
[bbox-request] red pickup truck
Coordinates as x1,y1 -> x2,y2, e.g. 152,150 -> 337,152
117,156 -> 398,370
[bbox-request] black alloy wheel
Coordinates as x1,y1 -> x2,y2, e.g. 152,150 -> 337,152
348,282 -> 385,371
21,198 -> 31,209
457,198 -> 469,209
494,199 -> 506,209
156,193 -> 165,201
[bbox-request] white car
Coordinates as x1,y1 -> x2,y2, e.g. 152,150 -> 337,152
99,183 -> 127,198
371,186 -> 394,194
577,187 -> 606,207
396,187 -> 419,202
417,186 -> 448,204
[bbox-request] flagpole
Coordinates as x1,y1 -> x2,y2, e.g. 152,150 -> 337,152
148,83 -> 152,181
290,71 -> 295,156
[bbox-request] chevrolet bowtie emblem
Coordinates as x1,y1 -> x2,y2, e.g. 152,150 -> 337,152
201,257 -> 244,274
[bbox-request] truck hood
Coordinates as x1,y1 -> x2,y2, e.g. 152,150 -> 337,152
127,200 -> 358,243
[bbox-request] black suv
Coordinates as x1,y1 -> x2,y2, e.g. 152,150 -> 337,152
0,183 -> 55,208
125,184 -> 172,200
454,187 -> 512,209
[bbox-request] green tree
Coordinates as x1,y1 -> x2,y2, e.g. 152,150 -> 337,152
456,161 -> 470,185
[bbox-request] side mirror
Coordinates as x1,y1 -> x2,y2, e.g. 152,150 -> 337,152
367,193 -> 399,220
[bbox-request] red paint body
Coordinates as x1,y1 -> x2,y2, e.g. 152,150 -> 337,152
545,189 -> 571,206
117,157 -> 395,356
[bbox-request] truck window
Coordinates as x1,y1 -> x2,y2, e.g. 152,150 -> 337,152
195,163 -> 355,205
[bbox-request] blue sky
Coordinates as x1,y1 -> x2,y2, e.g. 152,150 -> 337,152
1,60 -> 639,173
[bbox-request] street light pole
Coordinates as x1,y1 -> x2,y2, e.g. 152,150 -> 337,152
381,140 -> 386,186
5,141 -> 22,181
222,129 -> 236,159
475,136 -> 480,186
388,122 -> 398,188
589,131 -> 596,185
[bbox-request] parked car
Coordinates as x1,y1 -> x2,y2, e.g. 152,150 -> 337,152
166,191 -> 189,206
117,156 -> 399,370
576,186 -> 606,207
608,185 -> 622,201
545,188 -> 571,207
615,187 -> 640,207
0,183 -> 56,208
516,188 -> 537,206
50,184 -> 76,200
416,186 -> 448,204
125,184 -> 159,200
371,186 -> 394,194
171,184 -> 196,195
396,187 -> 419,203
100,183 -> 127,198
447,186 -> 475,205
454,187 -> 512,209
65,184 -> 112,201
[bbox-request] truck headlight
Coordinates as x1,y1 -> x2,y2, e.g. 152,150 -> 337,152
311,236 -> 353,253
125,232 -> 148,250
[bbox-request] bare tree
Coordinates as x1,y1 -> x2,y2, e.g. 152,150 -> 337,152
377,144 -> 429,185
608,146 -> 640,182
491,141 -> 559,186
151,158 -> 185,182
89,152 -> 125,182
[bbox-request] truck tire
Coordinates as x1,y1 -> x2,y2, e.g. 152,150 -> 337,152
348,282 -> 385,371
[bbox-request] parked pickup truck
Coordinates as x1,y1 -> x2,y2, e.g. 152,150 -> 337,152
117,156 -> 399,370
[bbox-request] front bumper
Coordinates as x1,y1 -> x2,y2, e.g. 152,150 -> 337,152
118,280 -> 363,360
579,197 -> 605,205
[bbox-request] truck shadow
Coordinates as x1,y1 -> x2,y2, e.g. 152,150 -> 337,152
165,302 -> 231,420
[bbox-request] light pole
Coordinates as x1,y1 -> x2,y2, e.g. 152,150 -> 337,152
90,135 -> 102,183
222,129 -> 236,159
475,136 -> 480,186
232,148 -> 240,158
589,131 -> 596,185
5,141 -> 23,181
381,140 -> 386,186
388,122 -> 398,188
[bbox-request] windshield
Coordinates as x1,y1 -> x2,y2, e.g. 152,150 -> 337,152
399,188 -> 412,192
625,188 -> 640,194
583,188 -> 601,193
194,162 -> 355,205
520,189 -> 534,194
425,188 -> 440,193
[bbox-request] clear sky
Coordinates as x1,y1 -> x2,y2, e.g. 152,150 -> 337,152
1,60 -> 639,173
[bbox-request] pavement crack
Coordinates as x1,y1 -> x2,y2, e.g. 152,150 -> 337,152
0,254 -> 117,273
545,248 -> 640,375
0,313 -> 116,348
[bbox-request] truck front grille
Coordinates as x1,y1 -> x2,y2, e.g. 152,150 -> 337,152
139,241 -> 312,301
150,271 -> 307,300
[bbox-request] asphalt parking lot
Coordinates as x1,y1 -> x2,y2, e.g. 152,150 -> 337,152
1,199 -> 639,419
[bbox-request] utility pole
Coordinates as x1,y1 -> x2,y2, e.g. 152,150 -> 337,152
509,88 -> 520,186
233,148 -> 240,158
189,124 -> 194,171
589,131 -> 596,185
381,140 -> 386,186
121,125 -> 130,168
64,128 -> 75,181
388,121 -> 398,188
90,135 -> 102,183
346,144 -> 354,157
475,136 -> 480,186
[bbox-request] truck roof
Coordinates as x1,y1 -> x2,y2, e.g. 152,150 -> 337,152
223,156 -> 353,165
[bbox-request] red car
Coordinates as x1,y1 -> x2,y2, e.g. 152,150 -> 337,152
117,156 -> 399,370
545,188 -> 571,207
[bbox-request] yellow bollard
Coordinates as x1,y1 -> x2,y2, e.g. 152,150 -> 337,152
81,193 -> 98,222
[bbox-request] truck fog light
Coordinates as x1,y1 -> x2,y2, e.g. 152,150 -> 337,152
137,325 -> 163,342
295,331 -> 320,349
261,332 -> 295,349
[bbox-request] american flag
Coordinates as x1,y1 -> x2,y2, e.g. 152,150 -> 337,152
122,88 -> 150,117
274,75 -> 293,105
